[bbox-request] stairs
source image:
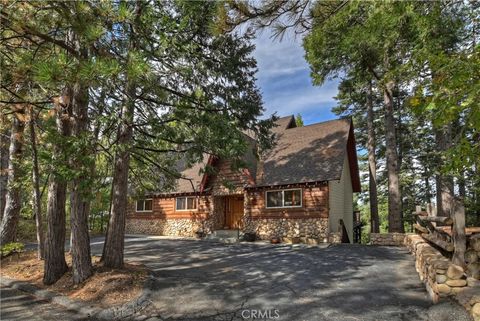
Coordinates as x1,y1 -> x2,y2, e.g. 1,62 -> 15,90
205,229 -> 242,244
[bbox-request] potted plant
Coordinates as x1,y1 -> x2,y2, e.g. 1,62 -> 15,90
270,237 -> 281,244
194,229 -> 204,239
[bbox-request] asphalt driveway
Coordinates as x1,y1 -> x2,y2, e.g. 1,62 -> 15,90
89,236 -> 437,321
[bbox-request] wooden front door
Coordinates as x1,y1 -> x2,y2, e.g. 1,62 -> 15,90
225,196 -> 244,229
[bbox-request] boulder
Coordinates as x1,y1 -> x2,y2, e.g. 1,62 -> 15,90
432,260 -> 450,270
472,303 -> 480,320
446,279 -> 467,287
452,287 -> 465,295
437,283 -> 451,294
467,277 -> 480,287
436,268 -> 447,275
436,274 -> 448,284
447,264 -> 465,280
470,236 -> 480,252
467,262 -> 480,280
456,285 -> 480,307
466,250 -> 479,264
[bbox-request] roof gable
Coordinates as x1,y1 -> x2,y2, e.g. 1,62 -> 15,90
256,118 -> 359,189
150,116 -> 361,195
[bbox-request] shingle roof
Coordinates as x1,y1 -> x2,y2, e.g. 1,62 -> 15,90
272,115 -> 297,134
256,117 -> 353,187
171,154 -> 211,194
151,116 -> 360,195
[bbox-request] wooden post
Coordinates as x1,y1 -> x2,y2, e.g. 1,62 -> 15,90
451,197 -> 466,267
415,205 -> 422,215
427,203 -> 436,227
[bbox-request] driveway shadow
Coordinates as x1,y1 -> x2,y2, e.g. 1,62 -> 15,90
91,238 -> 433,321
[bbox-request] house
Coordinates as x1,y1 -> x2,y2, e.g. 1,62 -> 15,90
126,116 -> 361,243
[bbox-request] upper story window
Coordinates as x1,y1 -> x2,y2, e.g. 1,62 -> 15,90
265,189 -> 302,208
136,199 -> 153,212
176,196 -> 197,211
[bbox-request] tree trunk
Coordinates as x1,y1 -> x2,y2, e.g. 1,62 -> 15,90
435,126 -> 454,217
383,80 -> 403,233
458,174 -> 466,199
451,197 -> 466,267
43,96 -> 71,285
102,2 -> 141,268
29,108 -> 45,259
395,95 -> 404,226
366,81 -> 379,233
0,109 -> 25,245
424,164 -> 432,203
70,81 -> 93,284
103,98 -> 134,268
102,85 -> 135,269
0,115 -> 10,220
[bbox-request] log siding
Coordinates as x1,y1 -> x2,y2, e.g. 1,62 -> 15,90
127,196 -> 210,220
245,185 -> 329,219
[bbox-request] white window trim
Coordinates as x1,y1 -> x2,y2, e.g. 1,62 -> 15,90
175,196 -> 198,212
136,199 -> 153,212
265,188 -> 303,209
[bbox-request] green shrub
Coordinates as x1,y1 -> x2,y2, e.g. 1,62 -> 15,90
16,219 -> 38,242
0,242 -> 25,258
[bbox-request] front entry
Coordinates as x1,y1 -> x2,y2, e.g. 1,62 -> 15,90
224,196 -> 244,229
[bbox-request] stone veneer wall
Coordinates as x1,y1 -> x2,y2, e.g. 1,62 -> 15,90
404,234 -> 480,321
369,233 -> 407,246
243,217 -> 329,242
125,218 -> 213,237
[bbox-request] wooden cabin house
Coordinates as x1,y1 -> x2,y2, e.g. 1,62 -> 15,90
126,116 -> 361,243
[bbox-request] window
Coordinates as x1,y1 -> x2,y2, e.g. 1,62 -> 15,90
176,196 -> 197,211
265,189 -> 302,208
136,199 -> 153,212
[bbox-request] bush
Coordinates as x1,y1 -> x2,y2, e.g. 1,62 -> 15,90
16,219 -> 38,242
1,242 -> 24,258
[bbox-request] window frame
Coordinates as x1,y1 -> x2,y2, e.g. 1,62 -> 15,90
175,196 -> 198,212
136,198 -> 153,212
265,188 -> 303,209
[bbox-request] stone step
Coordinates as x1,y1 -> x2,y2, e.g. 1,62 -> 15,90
205,229 -> 243,243
212,229 -> 241,238
204,236 -> 239,244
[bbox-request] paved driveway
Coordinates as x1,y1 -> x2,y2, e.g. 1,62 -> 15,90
90,237 -> 435,321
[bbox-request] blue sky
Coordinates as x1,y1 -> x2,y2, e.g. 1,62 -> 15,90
253,31 -> 340,125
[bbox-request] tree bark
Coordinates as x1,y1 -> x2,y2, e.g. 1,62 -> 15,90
458,174 -> 466,199
0,115 -> 10,220
29,108 -> 45,259
0,109 -> 25,245
366,81 -> 379,233
383,80 -> 403,233
102,84 -> 135,269
435,126 -> 454,217
102,1 -> 141,269
451,197 -> 466,267
70,81 -> 93,284
43,95 -> 71,285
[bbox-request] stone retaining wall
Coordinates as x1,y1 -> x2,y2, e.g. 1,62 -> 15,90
404,234 -> 480,321
369,233 -> 406,246
244,218 -> 329,242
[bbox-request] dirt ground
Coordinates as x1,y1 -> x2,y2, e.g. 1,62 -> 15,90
0,250 -> 148,308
